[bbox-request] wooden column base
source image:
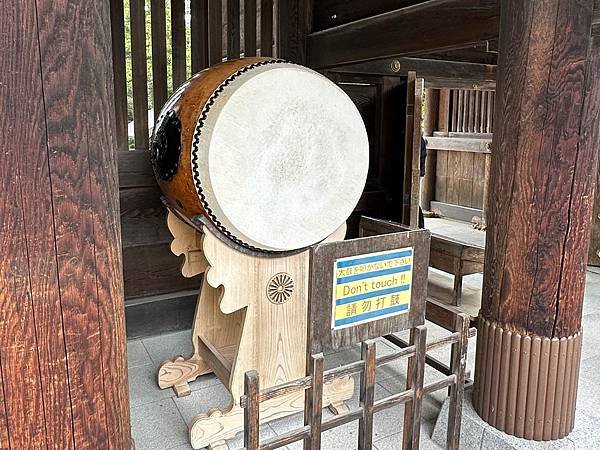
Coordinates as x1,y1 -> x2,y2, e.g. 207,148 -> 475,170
473,317 -> 582,441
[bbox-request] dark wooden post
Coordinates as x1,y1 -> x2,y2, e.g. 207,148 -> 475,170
474,0 -> 600,440
0,0 -> 131,448
420,88 -> 439,214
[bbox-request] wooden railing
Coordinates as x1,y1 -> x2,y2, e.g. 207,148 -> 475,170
448,89 -> 495,134
242,316 -> 474,450
109,0 -> 277,151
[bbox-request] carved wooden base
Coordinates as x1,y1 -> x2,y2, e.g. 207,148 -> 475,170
189,375 -> 354,449
158,355 -> 212,397
473,317 -> 582,440
155,212 -> 354,449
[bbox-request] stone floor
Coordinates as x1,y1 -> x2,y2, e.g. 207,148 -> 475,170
127,218 -> 600,449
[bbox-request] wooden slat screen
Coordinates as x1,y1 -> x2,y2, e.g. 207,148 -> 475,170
171,0 -> 187,87
449,88 -> 494,134
110,0 -> 280,300
191,0 -> 209,73
113,0 -> 277,151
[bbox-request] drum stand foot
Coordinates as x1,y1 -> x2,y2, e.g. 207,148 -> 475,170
328,400 -> 350,415
158,354 -> 212,397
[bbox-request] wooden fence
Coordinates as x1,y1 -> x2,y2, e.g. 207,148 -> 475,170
242,315 -> 473,450
109,0 -> 277,302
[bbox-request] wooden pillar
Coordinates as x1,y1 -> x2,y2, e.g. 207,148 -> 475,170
473,0 -> 600,440
0,0 -> 132,448
420,88 -> 439,214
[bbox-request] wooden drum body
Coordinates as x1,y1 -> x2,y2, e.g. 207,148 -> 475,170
151,57 -> 369,252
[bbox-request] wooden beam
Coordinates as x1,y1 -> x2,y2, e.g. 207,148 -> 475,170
307,0 -> 499,69
425,136 -> 491,153
330,57 -> 496,81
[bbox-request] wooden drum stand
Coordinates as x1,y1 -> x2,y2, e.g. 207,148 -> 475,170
157,211 -> 354,449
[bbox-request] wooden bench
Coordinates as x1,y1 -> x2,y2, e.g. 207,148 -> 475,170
359,217 -> 485,306
428,234 -> 485,306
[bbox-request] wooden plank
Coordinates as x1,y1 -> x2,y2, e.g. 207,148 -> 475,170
312,0 -> 421,32
191,0 -> 209,73
425,136 -> 491,153
421,88 -> 439,211
244,370 -> 260,450
472,153 -> 486,209
481,89 -> 488,133
486,91 -> 494,133
447,315 -> 469,450
151,0 -> 168,113
0,2 -> 57,447
304,354 -> 324,449
458,152 -> 474,207
277,0 -> 312,63
474,90 -> 482,133
358,341 -> 376,449
405,326 -> 427,449
130,0 -> 149,149
410,78 -> 424,227
424,77 -> 496,91
457,90 -> 464,132
467,90 -> 475,132
209,0 -> 223,65
446,151 -> 461,205
329,57 -> 497,86
402,72 -> 416,225
118,149 -> 156,188
307,0 -> 499,68
122,244 -> 200,299
110,0 -> 128,150
171,0 -> 187,87
260,0 -> 274,56
451,90 -> 458,132
418,44 -> 499,65
244,0 -> 257,56
227,0 -> 241,58
120,187 -> 171,248
438,88 -> 450,134
435,150 -> 448,203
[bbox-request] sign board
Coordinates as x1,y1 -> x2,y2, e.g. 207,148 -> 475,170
332,247 -> 413,329
308,223 -> 430,353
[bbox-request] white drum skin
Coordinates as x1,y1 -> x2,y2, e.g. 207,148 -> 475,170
152,58 -> 369,252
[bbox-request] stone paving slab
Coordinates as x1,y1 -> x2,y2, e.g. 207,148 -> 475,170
129,269 -> 600,450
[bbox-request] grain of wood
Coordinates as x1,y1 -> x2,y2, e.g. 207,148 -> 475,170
191,0 -> 209,72
244,371 -> 260,450
0,2 -> 60,447
110,0 -> 128,150
482,0 -> 596,337
244,0 -> 257,56
304,354 -> 324,450
358,342 -> 376,450
151,0 -> 168,113
227,0 -> 241,58
172,0 -> 187,86
307,0 -> 499,68
130,0 -> 149,149
260,0 -> 274,56
209,0 -> 223,65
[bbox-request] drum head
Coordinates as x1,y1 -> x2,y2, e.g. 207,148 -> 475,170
192,61 -> 369,252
